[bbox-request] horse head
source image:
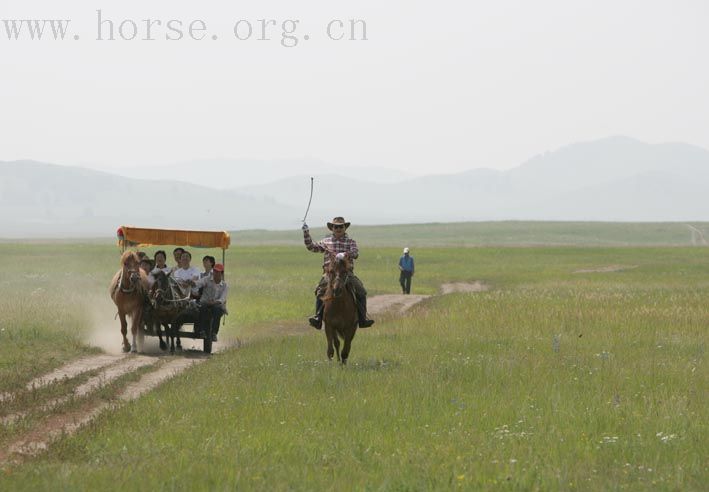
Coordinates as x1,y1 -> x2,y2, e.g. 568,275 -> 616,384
150,270 -> 170,306
119,251 -> 142,292
326,252 -> 351,298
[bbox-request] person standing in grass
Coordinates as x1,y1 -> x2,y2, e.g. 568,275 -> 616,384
399,247 -> 415,294
302,216 -> 375,330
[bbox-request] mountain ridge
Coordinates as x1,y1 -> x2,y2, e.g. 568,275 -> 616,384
3,136 -> 709,237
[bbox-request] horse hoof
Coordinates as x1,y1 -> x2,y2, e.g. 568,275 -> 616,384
159,341 -> 167,351
122,345 -> 131,353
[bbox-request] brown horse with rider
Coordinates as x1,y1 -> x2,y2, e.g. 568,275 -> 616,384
302,216 -> 374,331
321,252 -> 358,363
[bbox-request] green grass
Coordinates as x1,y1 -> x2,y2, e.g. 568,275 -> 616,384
234,221 -> 709,247
0,224 -> 707,490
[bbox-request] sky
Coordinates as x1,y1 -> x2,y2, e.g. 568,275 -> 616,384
1,0 -> 708,175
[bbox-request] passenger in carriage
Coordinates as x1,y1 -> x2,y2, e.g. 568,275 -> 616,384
201,255 -> 216,279
173,250 -> 201,296
139,258 -> 155,288
151,250 -> 172,276
172,247 -> 185,268
148,250 -> 172,288
139,258 -> 152,275
191,263 -> 228,342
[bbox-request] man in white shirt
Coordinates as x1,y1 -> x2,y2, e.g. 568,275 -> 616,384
173,251 -> 201,296
191,263 -> 228,342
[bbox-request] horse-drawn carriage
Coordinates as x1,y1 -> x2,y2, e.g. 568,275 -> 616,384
114,226 -> 230,354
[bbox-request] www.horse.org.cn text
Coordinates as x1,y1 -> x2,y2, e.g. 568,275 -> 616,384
0,10 -> 369,48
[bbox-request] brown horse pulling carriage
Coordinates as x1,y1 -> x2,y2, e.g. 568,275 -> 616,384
110,226 -> 231,354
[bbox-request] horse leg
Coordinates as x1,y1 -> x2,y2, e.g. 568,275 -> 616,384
168,323 -> 175,354
341,332 -> 355,365
332,333 -> 341,362
119,312 -> 130,352
158,323 -> 168,351
130,310 -> 140,353
325,327 -> 335,361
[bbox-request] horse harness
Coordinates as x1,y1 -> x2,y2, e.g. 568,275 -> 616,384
117,266 -> 139,294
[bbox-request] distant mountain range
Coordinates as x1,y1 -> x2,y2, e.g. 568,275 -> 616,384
99,159 -> 414,188
3,136 -> 709,238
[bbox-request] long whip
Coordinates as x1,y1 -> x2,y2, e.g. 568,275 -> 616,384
302,177 -> 314,223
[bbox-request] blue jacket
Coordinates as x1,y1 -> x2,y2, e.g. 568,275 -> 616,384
399,254 -> 415,273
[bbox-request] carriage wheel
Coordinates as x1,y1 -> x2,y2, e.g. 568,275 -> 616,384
203,325 -> 213,354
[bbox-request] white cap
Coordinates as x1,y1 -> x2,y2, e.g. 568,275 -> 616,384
403,247 -> 409,253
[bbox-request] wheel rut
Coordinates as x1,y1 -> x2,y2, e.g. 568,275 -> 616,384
0,347 -> 219,466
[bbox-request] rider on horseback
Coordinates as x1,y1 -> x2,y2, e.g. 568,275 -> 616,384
303,216 -> 375,330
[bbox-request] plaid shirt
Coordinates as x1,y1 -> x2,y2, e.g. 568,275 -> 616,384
304,230 -> 359,270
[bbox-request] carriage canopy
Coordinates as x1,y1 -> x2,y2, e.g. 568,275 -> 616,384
117,226 -> 231,251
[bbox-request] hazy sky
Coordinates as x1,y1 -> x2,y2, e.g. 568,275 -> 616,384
1,0 -> 708,175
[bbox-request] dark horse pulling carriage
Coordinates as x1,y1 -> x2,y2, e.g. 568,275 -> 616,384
113,226 -> 230,354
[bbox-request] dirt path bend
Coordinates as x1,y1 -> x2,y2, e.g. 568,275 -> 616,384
686,224 -> 708,246
368,295 -> 431,315
368,281 -> 490,315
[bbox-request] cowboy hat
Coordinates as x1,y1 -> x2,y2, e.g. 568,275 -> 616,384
327,216 -> 351,231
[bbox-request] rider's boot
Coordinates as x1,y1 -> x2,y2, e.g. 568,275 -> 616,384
309,297 -> 324,330
356,294 -> 375,328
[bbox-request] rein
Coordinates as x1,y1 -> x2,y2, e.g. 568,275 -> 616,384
325,270 -> 350,300
154,276 -> 191,304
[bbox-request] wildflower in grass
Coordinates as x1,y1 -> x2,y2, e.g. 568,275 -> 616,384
656,432 -> 677,442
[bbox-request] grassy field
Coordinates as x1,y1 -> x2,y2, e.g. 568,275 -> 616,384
0,224 -> 707,490
234,221 -> 709,247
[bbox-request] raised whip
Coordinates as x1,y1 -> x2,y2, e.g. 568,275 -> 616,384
302,176 -> 314,223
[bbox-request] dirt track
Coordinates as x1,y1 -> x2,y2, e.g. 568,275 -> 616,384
0,282 -> 487,465
573,265 -> 638,274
